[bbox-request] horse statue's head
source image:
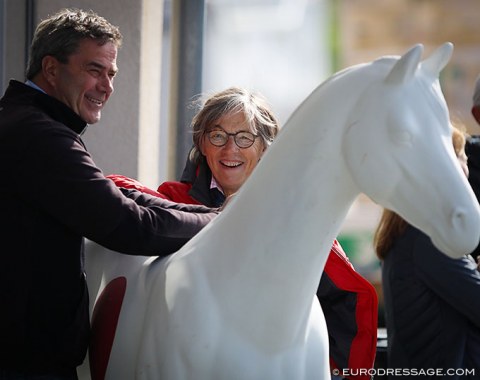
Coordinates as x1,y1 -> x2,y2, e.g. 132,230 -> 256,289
342,42 -> 480,258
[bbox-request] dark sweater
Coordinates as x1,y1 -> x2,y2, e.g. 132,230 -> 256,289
0,80 -> 217,374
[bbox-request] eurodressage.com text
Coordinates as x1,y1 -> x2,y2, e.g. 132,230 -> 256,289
335,368 -> 476,377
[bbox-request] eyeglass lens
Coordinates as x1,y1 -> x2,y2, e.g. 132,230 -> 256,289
208,129 -> 256,148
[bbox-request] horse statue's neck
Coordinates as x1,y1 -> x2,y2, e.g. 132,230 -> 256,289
173,70 -> 370,351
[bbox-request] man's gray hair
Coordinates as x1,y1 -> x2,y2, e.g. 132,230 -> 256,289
26,8 -> 122,80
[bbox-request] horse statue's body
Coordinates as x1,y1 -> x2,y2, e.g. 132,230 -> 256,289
82,43 -> 480,380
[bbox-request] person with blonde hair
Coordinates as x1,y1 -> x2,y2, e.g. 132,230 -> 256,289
374,125 -> 480,376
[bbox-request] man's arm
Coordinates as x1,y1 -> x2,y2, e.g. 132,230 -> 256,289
24,124 -> 218,257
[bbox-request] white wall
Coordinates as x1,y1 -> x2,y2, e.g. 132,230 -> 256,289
2,1 -> 28,91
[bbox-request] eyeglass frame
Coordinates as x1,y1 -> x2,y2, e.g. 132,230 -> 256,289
205,126 -> 259,149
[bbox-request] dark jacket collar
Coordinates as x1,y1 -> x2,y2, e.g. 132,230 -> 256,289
180,154 -> 225,207
1,80 -> 87,135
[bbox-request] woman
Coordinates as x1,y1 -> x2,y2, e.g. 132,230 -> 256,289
110,87 -> 378,378
374,126 -> 480,377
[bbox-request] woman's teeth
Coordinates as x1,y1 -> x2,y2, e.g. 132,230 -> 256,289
221,161 -> 242,167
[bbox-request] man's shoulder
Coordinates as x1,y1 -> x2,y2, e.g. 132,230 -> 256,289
1,80 -> 86,135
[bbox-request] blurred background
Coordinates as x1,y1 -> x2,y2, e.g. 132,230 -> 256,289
2,0 -> 480,328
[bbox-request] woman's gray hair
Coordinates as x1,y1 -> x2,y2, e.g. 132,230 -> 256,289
26,8 -> 122,80
189,87 -> 280,163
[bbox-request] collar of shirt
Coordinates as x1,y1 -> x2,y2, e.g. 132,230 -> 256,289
25,80 -> 46,94
210,176 -> 224,195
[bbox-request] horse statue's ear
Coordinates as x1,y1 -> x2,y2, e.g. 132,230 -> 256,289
420,42 -> 454,78
384,44 -> 423,85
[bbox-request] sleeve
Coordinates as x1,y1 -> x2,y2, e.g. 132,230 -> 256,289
100,187 -> 218,255
107,174 -> 201,206
21,126 -> 218,257
157,181 -> 202,205
317,240 -> 378,380
107,174 -> 167,198
413,233 -> 480,328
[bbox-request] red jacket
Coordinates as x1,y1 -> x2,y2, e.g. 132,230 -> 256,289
108,173 -> 378,378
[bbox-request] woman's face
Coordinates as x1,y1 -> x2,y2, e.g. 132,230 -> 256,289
200,111 -> 265,196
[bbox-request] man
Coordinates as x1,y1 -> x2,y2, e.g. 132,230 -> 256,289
0,8 -> 217,379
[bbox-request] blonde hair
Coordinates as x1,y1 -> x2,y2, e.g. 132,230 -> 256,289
451,122 -> 466,157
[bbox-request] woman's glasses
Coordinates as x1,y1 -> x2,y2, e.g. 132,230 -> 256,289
207,127 -> 258,149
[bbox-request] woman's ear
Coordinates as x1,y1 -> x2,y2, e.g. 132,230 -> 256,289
261,141 -> 268,153
257,143 -> 267,162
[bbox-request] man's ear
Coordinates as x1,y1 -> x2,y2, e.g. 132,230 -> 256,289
472,105 -> 480,125
41,56 -> 58,86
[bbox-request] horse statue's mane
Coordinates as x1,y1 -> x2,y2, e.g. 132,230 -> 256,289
81,43 -> 480,380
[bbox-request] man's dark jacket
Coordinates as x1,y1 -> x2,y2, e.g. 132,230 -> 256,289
0,80 -> 216,375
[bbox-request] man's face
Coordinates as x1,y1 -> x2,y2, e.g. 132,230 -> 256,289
47,38 -> 118,124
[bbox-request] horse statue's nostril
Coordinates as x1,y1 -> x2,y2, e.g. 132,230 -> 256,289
451,208 -> 467,230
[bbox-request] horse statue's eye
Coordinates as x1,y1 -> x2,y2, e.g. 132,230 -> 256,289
396,131 -> 413,144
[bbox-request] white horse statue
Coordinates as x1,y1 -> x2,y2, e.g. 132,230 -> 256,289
82,43 -> 480,380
